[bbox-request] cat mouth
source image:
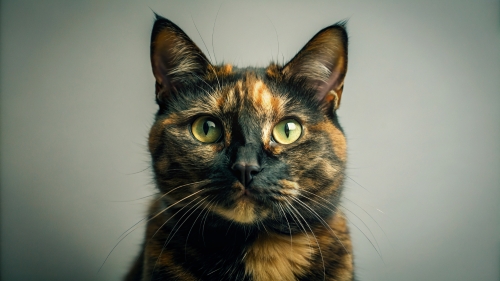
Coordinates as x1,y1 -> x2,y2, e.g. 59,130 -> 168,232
235,190 -> 259,206
210,182 -> 263,224
230,181 -> 290,205
233,182 -> 257,201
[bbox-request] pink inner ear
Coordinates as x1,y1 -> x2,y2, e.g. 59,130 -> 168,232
315,70 -> 342,101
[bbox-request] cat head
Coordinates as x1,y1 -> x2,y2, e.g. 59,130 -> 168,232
148,15 -> 348,228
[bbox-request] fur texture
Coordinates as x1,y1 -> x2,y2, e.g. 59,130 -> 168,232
125,15 -> 354,281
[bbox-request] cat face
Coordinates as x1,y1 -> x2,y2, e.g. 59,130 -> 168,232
148,16 -> 348,228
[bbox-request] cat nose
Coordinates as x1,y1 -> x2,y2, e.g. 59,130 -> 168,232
232,163 -> 261,187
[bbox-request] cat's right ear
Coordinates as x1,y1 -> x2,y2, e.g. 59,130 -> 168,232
150,15 -> 211,107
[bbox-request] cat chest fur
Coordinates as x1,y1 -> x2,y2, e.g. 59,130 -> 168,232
243,211 -> 353,281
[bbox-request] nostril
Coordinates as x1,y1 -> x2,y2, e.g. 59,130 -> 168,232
247,165 -> 260,176
232,163 -> 261,186
232,163 -> 246,185
244,165 -> 260,186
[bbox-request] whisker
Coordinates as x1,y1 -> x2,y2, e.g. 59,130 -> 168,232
277,202 -> 293,249
298,192 -> 378,253
150,197 -> 205,277
191,73 -> 216,93
154,180 -> 210,203
152,196 -> 209,276
340,205 -> 385,255
125,166 -> 151,175
201,198 -> 218,246
225,214 -> 238,236
110,192 -> 159,203
344,174 -> 371,193
184,197 -> 216,257
164,167 -> 207,172
149,196 -> 203,241
191,16 -> 214,63
263,13 -> 280,63
299,190 -> 385,262
259,219 -> 269,235
118,180 -> 208,239
342,196 -> 391,231
211,2 -> 224,65
283,201 -> 313,257
291,196 -> 344,244
286,200 -> 326,281
111,165 -> 151,176
98,187 -> 207,272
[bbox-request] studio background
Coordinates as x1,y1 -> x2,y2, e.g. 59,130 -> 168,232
1,1 -> 499,280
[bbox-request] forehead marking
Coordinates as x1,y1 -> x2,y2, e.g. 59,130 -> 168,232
252,80 -> 271,107
220,64 -> 233,75
248,80 -> 288,149
215,84 -> 239,115
236,80 -> 245,111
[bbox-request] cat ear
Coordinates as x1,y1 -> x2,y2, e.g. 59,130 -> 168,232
282,23 -> 348,110
150,15 -> 211,106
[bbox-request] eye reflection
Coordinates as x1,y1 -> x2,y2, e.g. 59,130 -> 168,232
272,119 -> 302,144
191,116 -> 222,143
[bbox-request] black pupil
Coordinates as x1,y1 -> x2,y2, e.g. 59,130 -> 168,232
203,120 -> 215,135
284,123 -> 290,138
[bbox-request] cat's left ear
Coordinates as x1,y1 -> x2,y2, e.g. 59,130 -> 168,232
282,23 -> 348,110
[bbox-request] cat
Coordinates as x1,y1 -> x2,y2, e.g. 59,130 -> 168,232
125,14 -> 354,281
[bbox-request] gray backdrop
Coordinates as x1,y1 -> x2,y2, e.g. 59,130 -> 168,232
1,1 -> 499,280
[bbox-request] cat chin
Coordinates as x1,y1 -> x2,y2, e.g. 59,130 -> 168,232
211,197 -> 270,224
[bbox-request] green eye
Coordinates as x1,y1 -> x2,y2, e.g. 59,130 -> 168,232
272,119 -> 302,144
191,116 -> 222,143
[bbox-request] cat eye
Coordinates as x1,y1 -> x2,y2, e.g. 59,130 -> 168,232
272,119 -> 302,144
191,116 -> 222,143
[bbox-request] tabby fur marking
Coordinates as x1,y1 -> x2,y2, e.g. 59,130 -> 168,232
125,14 -> 354,281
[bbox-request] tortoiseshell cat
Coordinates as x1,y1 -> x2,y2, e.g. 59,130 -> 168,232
125,14 -> 353,281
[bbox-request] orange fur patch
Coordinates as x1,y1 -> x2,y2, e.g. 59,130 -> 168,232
309,121 -> 347,162
244,232 -> 314,281
250,80 -> 282,116
220,64 -> 233,75
205,64 -> 233,80
279,180 -> 300,197
211,184 -> 260,224
265,63 -> 281,80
